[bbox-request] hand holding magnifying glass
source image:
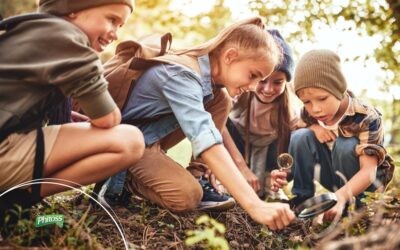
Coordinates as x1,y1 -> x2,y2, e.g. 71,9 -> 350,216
274,153 -> 337,219
277,153 -> 293,173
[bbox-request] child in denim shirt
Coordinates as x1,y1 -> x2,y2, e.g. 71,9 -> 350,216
105,17 -> 295,230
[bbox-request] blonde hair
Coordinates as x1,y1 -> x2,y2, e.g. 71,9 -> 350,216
211,24 -> 282,65
175,17 -> 282,66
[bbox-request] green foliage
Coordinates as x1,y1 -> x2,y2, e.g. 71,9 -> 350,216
0,0 -> 37,18
119,0 -> 232,48
185,214 -> 229,250
2,205 -> 40,246
249,0 -> 400,156
1,198 -> 102,249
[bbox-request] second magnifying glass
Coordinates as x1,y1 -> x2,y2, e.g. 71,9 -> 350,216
276,153 -> 337,219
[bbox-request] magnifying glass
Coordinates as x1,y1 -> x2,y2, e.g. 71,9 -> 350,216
276,154 -> 337,219
277,153 -> 293,173
294,193 -> 337,219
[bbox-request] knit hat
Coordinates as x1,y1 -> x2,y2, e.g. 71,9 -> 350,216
294,49 -> 347,100
38,0 -> 134,16
267,29 -> 294,82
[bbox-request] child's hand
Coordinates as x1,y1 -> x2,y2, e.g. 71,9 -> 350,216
248,201 -> 295,230
310,124 -> 336,144
239,167 -> 260,193
71,111 -> 89,122
204,169 -> 219,191
270,169 -> 288,192
322,198 -> 346,222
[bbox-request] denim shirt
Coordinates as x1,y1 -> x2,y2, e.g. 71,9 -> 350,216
105,55 -> 223,196
123,54 -> 222,157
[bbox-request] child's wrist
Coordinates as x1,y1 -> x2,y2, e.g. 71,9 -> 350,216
334,191 -> 348,203
236,161 -> 249,170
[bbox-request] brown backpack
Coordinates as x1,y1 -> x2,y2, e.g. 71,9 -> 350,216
104,33 -> 174,111
104,17 -> 267,112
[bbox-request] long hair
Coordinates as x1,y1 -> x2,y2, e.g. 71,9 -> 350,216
270,84 -> 292,155
175,17 -> 282,67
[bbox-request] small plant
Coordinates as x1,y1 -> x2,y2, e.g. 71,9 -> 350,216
185,214 -> 229,250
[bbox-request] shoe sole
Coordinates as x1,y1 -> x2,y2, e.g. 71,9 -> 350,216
198,198 -> 236,211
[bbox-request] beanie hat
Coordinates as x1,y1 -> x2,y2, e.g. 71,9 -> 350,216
267,29 -> 295,82
38,0 -> 134,16
294,49 -> 347,100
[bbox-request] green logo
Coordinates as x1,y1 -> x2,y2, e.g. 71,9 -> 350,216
35,214 -> 64,228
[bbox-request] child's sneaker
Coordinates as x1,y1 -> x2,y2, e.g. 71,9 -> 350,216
96,183 -> 131,208
198,177 -> 236,211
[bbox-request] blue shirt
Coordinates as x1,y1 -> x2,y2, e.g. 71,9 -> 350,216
122,54 -> 223,158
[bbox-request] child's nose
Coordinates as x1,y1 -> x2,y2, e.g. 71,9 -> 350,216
109,26 -> 119,41
110,30 -> 118,41
312,104 -> 322,114
263,82 -> 273,92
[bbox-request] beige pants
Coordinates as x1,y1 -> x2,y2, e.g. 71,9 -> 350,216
126,88 -> 231,212
0,126 -> 60,191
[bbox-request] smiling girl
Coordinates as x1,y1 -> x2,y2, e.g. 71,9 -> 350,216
225,29 -> 298,198
104,17 -> 295,230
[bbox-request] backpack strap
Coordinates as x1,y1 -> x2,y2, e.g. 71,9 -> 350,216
0,13 -> 53,32
32,127 -> 44,203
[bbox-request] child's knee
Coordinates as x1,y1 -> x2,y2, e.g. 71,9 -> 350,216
334,137 -> 358,159
290,128 -> 315,147
112,124 -> 145,164
164,180 -> 202,212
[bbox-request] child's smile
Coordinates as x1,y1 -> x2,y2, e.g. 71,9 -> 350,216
255,71 -> 286,104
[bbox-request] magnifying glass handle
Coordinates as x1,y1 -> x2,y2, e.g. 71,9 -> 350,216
279,168 -> 291,174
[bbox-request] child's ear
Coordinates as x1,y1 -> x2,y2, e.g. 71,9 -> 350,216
223,48 -> 239,64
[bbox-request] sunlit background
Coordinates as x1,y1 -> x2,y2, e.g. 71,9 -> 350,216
1,0 -> 399,154
169,0 -> 393,99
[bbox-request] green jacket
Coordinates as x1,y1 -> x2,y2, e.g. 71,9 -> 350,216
0,16 -> 116,136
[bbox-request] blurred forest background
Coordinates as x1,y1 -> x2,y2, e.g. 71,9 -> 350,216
1,1 -> 400,249
1,0 -> 398,159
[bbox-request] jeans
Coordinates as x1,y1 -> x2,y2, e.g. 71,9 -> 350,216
289,128 -> 385,205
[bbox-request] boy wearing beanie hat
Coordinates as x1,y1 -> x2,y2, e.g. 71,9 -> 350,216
226,29 -> 298,198
271,49 -> 394,221
0,0 -> 143,221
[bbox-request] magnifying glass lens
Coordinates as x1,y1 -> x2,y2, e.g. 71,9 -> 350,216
295,193 -> 337,219
277,153 -> 293,172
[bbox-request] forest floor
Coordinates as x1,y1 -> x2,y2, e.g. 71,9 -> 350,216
1,186 -> 400,249
1,141 -> 399,249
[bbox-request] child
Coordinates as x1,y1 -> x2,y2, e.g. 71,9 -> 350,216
0,0 -> 144,210
271,49 -> 394,221
225,29 -> 298,198
104,17 -> 295,230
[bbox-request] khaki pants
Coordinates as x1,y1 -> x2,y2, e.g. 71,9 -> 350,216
0,126 -> 60,191
126,88 -> 231,212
